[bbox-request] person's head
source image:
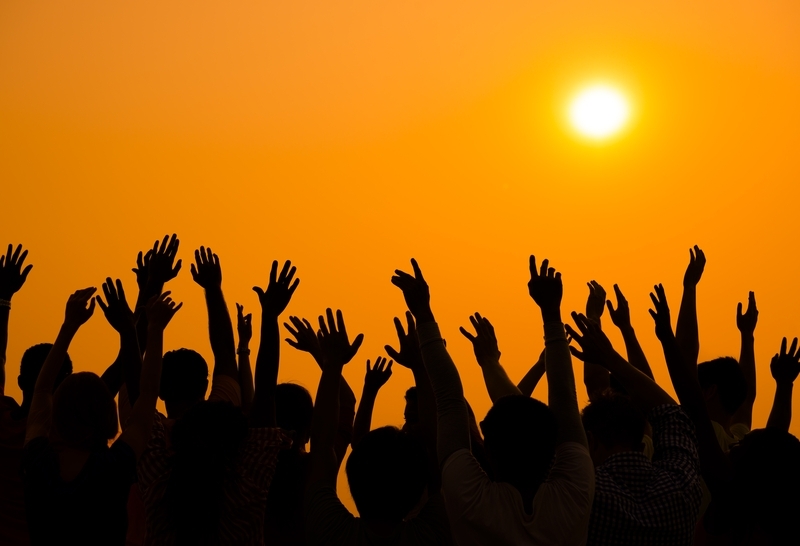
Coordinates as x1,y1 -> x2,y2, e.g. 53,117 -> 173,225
480,395 -> 557,487
164,401 -> 249,544
275,383 -> 313,448
52,372 -> 118,451
581,392 -> 646,467
403,386 -> 419,427
697,357 -> 747,417
160,349 -> 209,406
18,343 -> 72,395
345,426 -> 428,523
729,428 -> 800,542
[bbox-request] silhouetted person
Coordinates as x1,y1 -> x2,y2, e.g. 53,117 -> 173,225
697,358 -> 748,448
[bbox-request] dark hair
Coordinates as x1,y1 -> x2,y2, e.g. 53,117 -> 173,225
275,383 -> 313,446
729,428 -> 800,541
480,395 -> 557,486
163,401 -> 249,546
697,357 -> 747,415
52,372 -> 118,451
19,343 -> 72,392
160,349 -> 209,403
345,426 -> 427,522
581,392 -> 646,449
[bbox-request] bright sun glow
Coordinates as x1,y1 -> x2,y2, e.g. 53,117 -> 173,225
569,85 -> 630,139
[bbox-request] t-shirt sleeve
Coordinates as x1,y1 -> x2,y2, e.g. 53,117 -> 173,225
729,422 -> 750,442
303,480 -> 358,546
441,449 -> 498,526
208,374 -> 242,407
240,427 -> 291,491
136,412 -> 170,492
649,404 -> 701,492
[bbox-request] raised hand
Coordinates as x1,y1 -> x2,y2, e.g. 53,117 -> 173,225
284,316 -> 324,364
648,284 -> 673,340
364,356 -> 393,392
683,245 -> 706,287
253,260 -> 299,318
145,291 -> 182,331
146,234 -> 182,287
565,313 -> 618,367
459,313 -> 501,368
190,246 -> 222,290
0,244 -> 33,300
384,311 -> 422,370
316,308 -> 364,369
736,291 -> 758,336
96,278 -> 134,333
64,287 -> 97,329
132,248 -> 154,291
585,280 -> 606,321
236,303 -> 253,346
527,255 -> 563,317
770,338 -> 800,385
606,284 -> 632,329
391,259 -> 433,323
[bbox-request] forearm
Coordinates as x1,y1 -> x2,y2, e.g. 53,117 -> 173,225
675,287 -> 700,366
620,326 -> 654,380
138,326 -> 164,401
517,357 -> 546,398
480,361 -> 523,403
0,307 -> 9,391
352,389 -> 378,447
119,328 -> 143,403
412,364 -> 438,462
766,382 -> 793,431
734,334 -> 756,426
417,321 -> 471,465
309,364 -> 343,482
334,380 -> 356,463
583,361 -> 610,400
542,312 -> 587,447
251,316 -> 279,427
205,287 -> 237,379
237,349 -> 254,416
603,354 -> 675,411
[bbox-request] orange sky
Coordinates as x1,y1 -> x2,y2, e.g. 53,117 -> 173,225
2,1 -> 800,511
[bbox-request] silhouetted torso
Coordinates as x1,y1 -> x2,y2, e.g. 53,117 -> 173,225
0,396 -> 30,546
264,448 -> 311,545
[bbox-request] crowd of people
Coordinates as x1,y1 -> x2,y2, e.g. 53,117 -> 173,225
0,236 -> 798,546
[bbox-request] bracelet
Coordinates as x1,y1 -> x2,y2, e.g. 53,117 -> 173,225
0,299 -> 11,309
237,348 -> 251,356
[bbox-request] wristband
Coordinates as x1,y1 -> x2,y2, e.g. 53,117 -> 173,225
0,299 -> 11,309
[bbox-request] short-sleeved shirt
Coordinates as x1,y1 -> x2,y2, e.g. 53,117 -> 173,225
588,404 -> 702,546
137,412 -> 290,545
440,442 -> 595,546
304,481 -> 452,546
21,436 -> 137,546
0,396 -> 30,545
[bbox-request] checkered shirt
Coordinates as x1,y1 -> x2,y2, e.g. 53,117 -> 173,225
587,404 -> 702,546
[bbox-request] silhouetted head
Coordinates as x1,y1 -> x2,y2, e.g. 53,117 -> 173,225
18,343 -> 72,395
345,426 -> 428,523
52,372 -> 118,451
581,392 -> 646,466
480,395 -> 557,487
164,401 -> 249,545
728,428 -> 800,542
160,349 -> 209,405
275,383 -> 313,448
403,386 -> 419,427
697,357 -> 746,416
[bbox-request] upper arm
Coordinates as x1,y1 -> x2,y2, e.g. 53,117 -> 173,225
650,406 -> 701,486
303,481 -> 356,546
24,398 -> 51,446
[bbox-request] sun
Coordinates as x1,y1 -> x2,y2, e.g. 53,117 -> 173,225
568,85 -> 630,140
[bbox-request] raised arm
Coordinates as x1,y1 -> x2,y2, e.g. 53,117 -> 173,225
0,244 -> 33,394
392,259 -> 471,465
517,349 -> 546,398
285,315 -> 360,462
25,287 -> 96,445
352,357 -> 393,447
675,246 -> 705,368
606,284 -> 654,380
567,312 -> 675,412
308,309 -> 363,486
250,260 -> 299,428
460,313 -> 522,403
132,234 -> 181,351
120,292 -> 181,458
649,284 -> 730,490
733,292 -> 758,427
191,246 -> 237,381
583,281 -> 611,399
766,338 -> 800,431
527,256 -> 587,447
236,303 -> 255,416
96,278 -> 142,404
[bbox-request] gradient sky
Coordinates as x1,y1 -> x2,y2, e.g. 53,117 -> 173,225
2,1 -> 800,511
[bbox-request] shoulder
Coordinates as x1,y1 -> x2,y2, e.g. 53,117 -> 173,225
304,481 -> 358,545
539,442 -> 595,503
